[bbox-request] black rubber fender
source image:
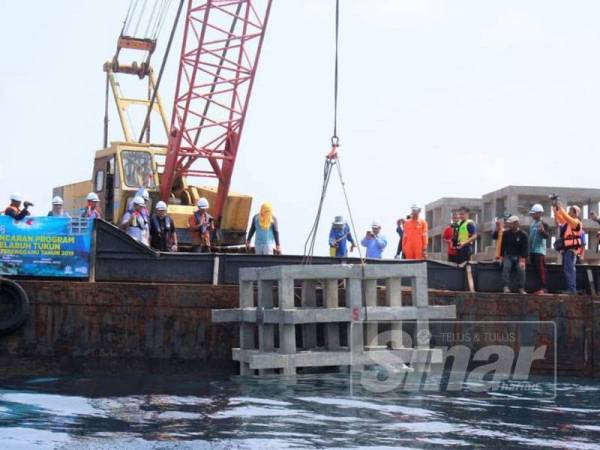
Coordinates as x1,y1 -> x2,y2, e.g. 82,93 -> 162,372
0,278 -> 30,336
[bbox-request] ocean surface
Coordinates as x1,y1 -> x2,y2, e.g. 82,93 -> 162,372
0,373 -> 599,449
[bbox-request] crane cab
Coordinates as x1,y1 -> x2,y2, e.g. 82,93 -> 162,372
53,142 -> 251,249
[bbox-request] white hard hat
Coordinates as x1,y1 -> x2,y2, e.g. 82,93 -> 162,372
410,204 -> 421,212
86,192 -> 99,202
506,215 -> 519,224
9,192 -> 23,202
529,204 -> 544,214
197,197 -> 209,209
133,196 -> 146,206
137,188 -> 150,201
52,196 -> 64,205
155,201 -> 167,211
371,220 -> 382,228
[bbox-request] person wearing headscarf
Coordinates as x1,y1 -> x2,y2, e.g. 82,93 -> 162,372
246,202 -> 281,255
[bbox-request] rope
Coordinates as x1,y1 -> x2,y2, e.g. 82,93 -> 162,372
335,159 -> 364,263
303,160 -> 334,263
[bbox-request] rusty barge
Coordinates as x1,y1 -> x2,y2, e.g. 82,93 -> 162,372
0,219 -> 599,378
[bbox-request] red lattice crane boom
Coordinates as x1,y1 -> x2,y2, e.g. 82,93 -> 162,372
161,0 -> 273,226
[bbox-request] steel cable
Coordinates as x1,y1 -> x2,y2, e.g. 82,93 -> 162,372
144,0 -> 160,38
133,0 -> 149,37
304,0 -> 364,265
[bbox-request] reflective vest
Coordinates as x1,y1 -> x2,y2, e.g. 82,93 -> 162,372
562,221 -> 582,250
458,220 -> 474,245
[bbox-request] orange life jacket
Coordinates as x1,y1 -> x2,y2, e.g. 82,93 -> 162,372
4,205 -> 19,215
562,221 -> 582,250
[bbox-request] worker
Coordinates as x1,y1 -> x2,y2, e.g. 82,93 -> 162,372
498,216 -> 529,294
361,220 -> 387,259
402,205 -> 428,260
328,216 -> 355,257
3,193 -> 32,221
128,188 -> 150,217
395,218 -> 406,259
246,202 -> 281,255
442,211 -> 460,263
554,199 -> 583,294
150,201 -> 178,252
188,197 -> 214,253
528,204 -> 549,295
454,206 -> 477,265
120,196 -> 149,245
81,192 -> 102,219
47,196 -> 70,217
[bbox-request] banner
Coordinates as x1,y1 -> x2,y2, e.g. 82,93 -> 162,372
0,216 -> 94,278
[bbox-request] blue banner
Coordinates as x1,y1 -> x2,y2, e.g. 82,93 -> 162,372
0,216 -> 94,278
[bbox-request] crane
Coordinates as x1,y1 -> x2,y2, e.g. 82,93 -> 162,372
161,0 -> 273,232
53,0 -> 274,248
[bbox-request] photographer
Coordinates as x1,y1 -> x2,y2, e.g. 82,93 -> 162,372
361,221 -> 387,259
120,196 -> 149,245
3,193 -> 32,221
553,197 -> 583,294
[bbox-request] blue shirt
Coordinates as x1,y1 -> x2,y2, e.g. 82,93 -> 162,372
361,233 -> 387,259
329,224 -> 355,257
529,220 -> 547,255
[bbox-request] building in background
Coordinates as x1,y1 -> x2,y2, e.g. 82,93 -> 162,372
426,186 -> 600,263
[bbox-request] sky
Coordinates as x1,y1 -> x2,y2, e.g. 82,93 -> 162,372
1,0 -> 600,257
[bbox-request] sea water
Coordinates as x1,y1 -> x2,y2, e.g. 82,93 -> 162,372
0,373 -> 599,449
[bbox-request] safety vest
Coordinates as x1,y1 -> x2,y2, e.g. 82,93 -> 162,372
129,211 -> 148,229
4,205 -> 19,216
151,214 -> 172,234
562,221 -> 582,250
458,220 -> 474,245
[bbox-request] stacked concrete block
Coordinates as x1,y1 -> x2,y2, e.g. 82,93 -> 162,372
212,263 -> 457,375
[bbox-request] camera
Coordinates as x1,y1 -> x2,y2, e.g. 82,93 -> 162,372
23,201 -> 34,209
549,193 -> 559,201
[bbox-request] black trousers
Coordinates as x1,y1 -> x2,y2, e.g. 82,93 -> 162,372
530,253 -> 547,290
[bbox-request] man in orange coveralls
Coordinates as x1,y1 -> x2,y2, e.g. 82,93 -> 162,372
402,205 -> 429,260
